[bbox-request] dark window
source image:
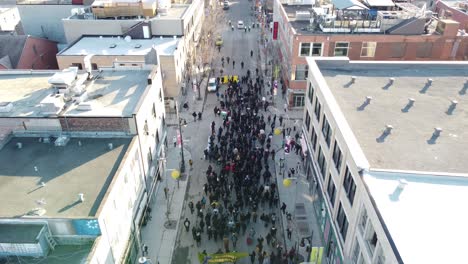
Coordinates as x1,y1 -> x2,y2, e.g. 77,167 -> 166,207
307,82 -> 314,104
144,120 -> 149,135
300,42 -> 311,56
332,141 -> 343,172
311,127 -> 318,152
327,176 -> 336,207
314,99 -> 321,121
312,43 -> 323,56
390,43 -> 406,58
71,63 -> 83,70
343,167 -> 357,205
147,147 -> 153,164
337,203 -> 349,242
317,146 -> 327,178
91,63 -> 98,70
305,111 -> 311,131
152,103 -> 157,118
322,116 -> 332,147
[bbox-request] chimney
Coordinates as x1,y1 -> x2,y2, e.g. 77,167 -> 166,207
385,124 -> 393,134
427,78 -> 433,85
365,96 -> 372,104
433,127 -> 442,137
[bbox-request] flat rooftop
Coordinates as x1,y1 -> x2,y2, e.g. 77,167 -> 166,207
59,36 -> 179,56
0,69 -> 150,117
317,60 -> 468,173
364,171 -> 468,264
0,137 -> 132,218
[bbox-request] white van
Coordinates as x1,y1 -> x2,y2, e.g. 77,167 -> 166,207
237,20 -> 244,29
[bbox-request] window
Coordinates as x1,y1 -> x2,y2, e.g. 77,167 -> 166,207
337,203 -> 349,241
91,63 -> 98,70
334,42 -> 349,56
144,120 -> 149,135
312,43 -> 323,56
293,94 -> 305,107
317,146 -> 327,178
294,65 -> 309,80
332,142 -> 343,171
314,99 -> 321,121
305,111 -> 311,131
343,167 -> 357,205
360,42 -> 376,57
299,42 -> 311,56
310,127 -> 318,151
307,83 -> 314,104
322,116 -> 332,147
327,176 -> 336,207
359,207 -> 368,233
152,103 -> 157,118
352,240 -> 361,264
156,131 -> 160,146
367,230 -> 378,253
71,63 -> 83,70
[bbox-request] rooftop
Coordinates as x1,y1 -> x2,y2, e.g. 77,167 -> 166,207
59,36 -> 179,56
16,244 -> 93,264
0,137 -> 132,218
0,69 -> 151,117
315,59 -> 468,173
364,171 -> 468,264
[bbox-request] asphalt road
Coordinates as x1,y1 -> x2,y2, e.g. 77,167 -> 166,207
170,1 -> 285,264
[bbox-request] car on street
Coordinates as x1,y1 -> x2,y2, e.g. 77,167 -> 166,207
237,20 -> 244,29
215,36 -> 223,46
207,78 -> 217,92
223,1 -> 229,10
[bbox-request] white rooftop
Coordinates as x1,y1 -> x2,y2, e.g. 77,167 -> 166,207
364,171 -> 468,264
60,36 -> 179,56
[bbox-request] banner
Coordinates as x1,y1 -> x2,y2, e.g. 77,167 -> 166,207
273,21 -> 278,40
198,252 -> 248,263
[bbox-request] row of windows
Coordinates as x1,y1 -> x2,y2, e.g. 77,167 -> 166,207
300,41 -> 439,58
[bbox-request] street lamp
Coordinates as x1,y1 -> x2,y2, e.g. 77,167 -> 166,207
175,102 -> 186,173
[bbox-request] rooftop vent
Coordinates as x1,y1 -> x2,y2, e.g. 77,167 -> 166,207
109,44 -> 117,48
427,78 -> 433,85
389,77 -> 395,83
433,127 -> 443,137
78,193 -> 85,202
16,142 -> 22,149
447,100 -> 458,115
124,35 -> 132,42
54,136 -> 70,147
397,179 -> 408,190
385,125 -> 393,134
351,76 -> 357,82
0,102 -> 13,113
135,44 -> 142,48
108,143 -> 114,150
402,98 -> 415,113
365,96 -> 372,104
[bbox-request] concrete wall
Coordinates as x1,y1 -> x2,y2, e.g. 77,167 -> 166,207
17,5 -> 76,44
57,54 -> 147,70
303,60 -> 399,264
63,19 -> 141,44
150,18 -> 183,36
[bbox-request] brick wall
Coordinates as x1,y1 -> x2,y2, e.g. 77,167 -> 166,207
60,117 -> 131,132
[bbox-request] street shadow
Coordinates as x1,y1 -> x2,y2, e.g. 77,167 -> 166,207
427,134 -> 439,145
459,82 -> 468,95
401,102 -> 413,113
419,83 -> 431,94
376,131 -> 390,143
356,101 -> 370,111
446,104 -> 457,115
382,81 -> 393,90
389,187 -> 403,201
58,200 -> 81,213
343,80 -> 355,88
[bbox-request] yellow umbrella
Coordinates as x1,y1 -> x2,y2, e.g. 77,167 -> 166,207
274,128 -> 282,136
283,178 -> 292,187
171,170 -> 181,180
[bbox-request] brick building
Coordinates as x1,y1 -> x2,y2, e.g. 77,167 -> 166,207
272,0 -> 468,108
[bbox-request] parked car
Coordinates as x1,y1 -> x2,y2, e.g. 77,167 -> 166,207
223,1 -> 229,10
207,78 -> 217,92
237,20 -> 244,29
215,36 -> 223,46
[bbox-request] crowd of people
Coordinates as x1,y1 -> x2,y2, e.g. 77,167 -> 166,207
182,64 -> 306,264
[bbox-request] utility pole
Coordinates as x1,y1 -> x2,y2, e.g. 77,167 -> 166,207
175,102 -> 186,173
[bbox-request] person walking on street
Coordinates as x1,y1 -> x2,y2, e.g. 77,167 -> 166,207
281,202 -> 287,214
192,111 -> 197,121
231,232 -> 238,248
164,187 -> 169,199
227,57 -> 230,64
233,60 -> 235,68
188,200 -> 194,214
241,61 -> 244,69
249,251 -> 256,264
250,50 -> 253,57
184,218 -> 191,232
287,227 -> 292,240
223,236 -> 230,252
189,159 -> 193,170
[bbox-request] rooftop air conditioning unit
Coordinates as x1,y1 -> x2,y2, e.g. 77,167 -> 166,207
0,102 -> 13,113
